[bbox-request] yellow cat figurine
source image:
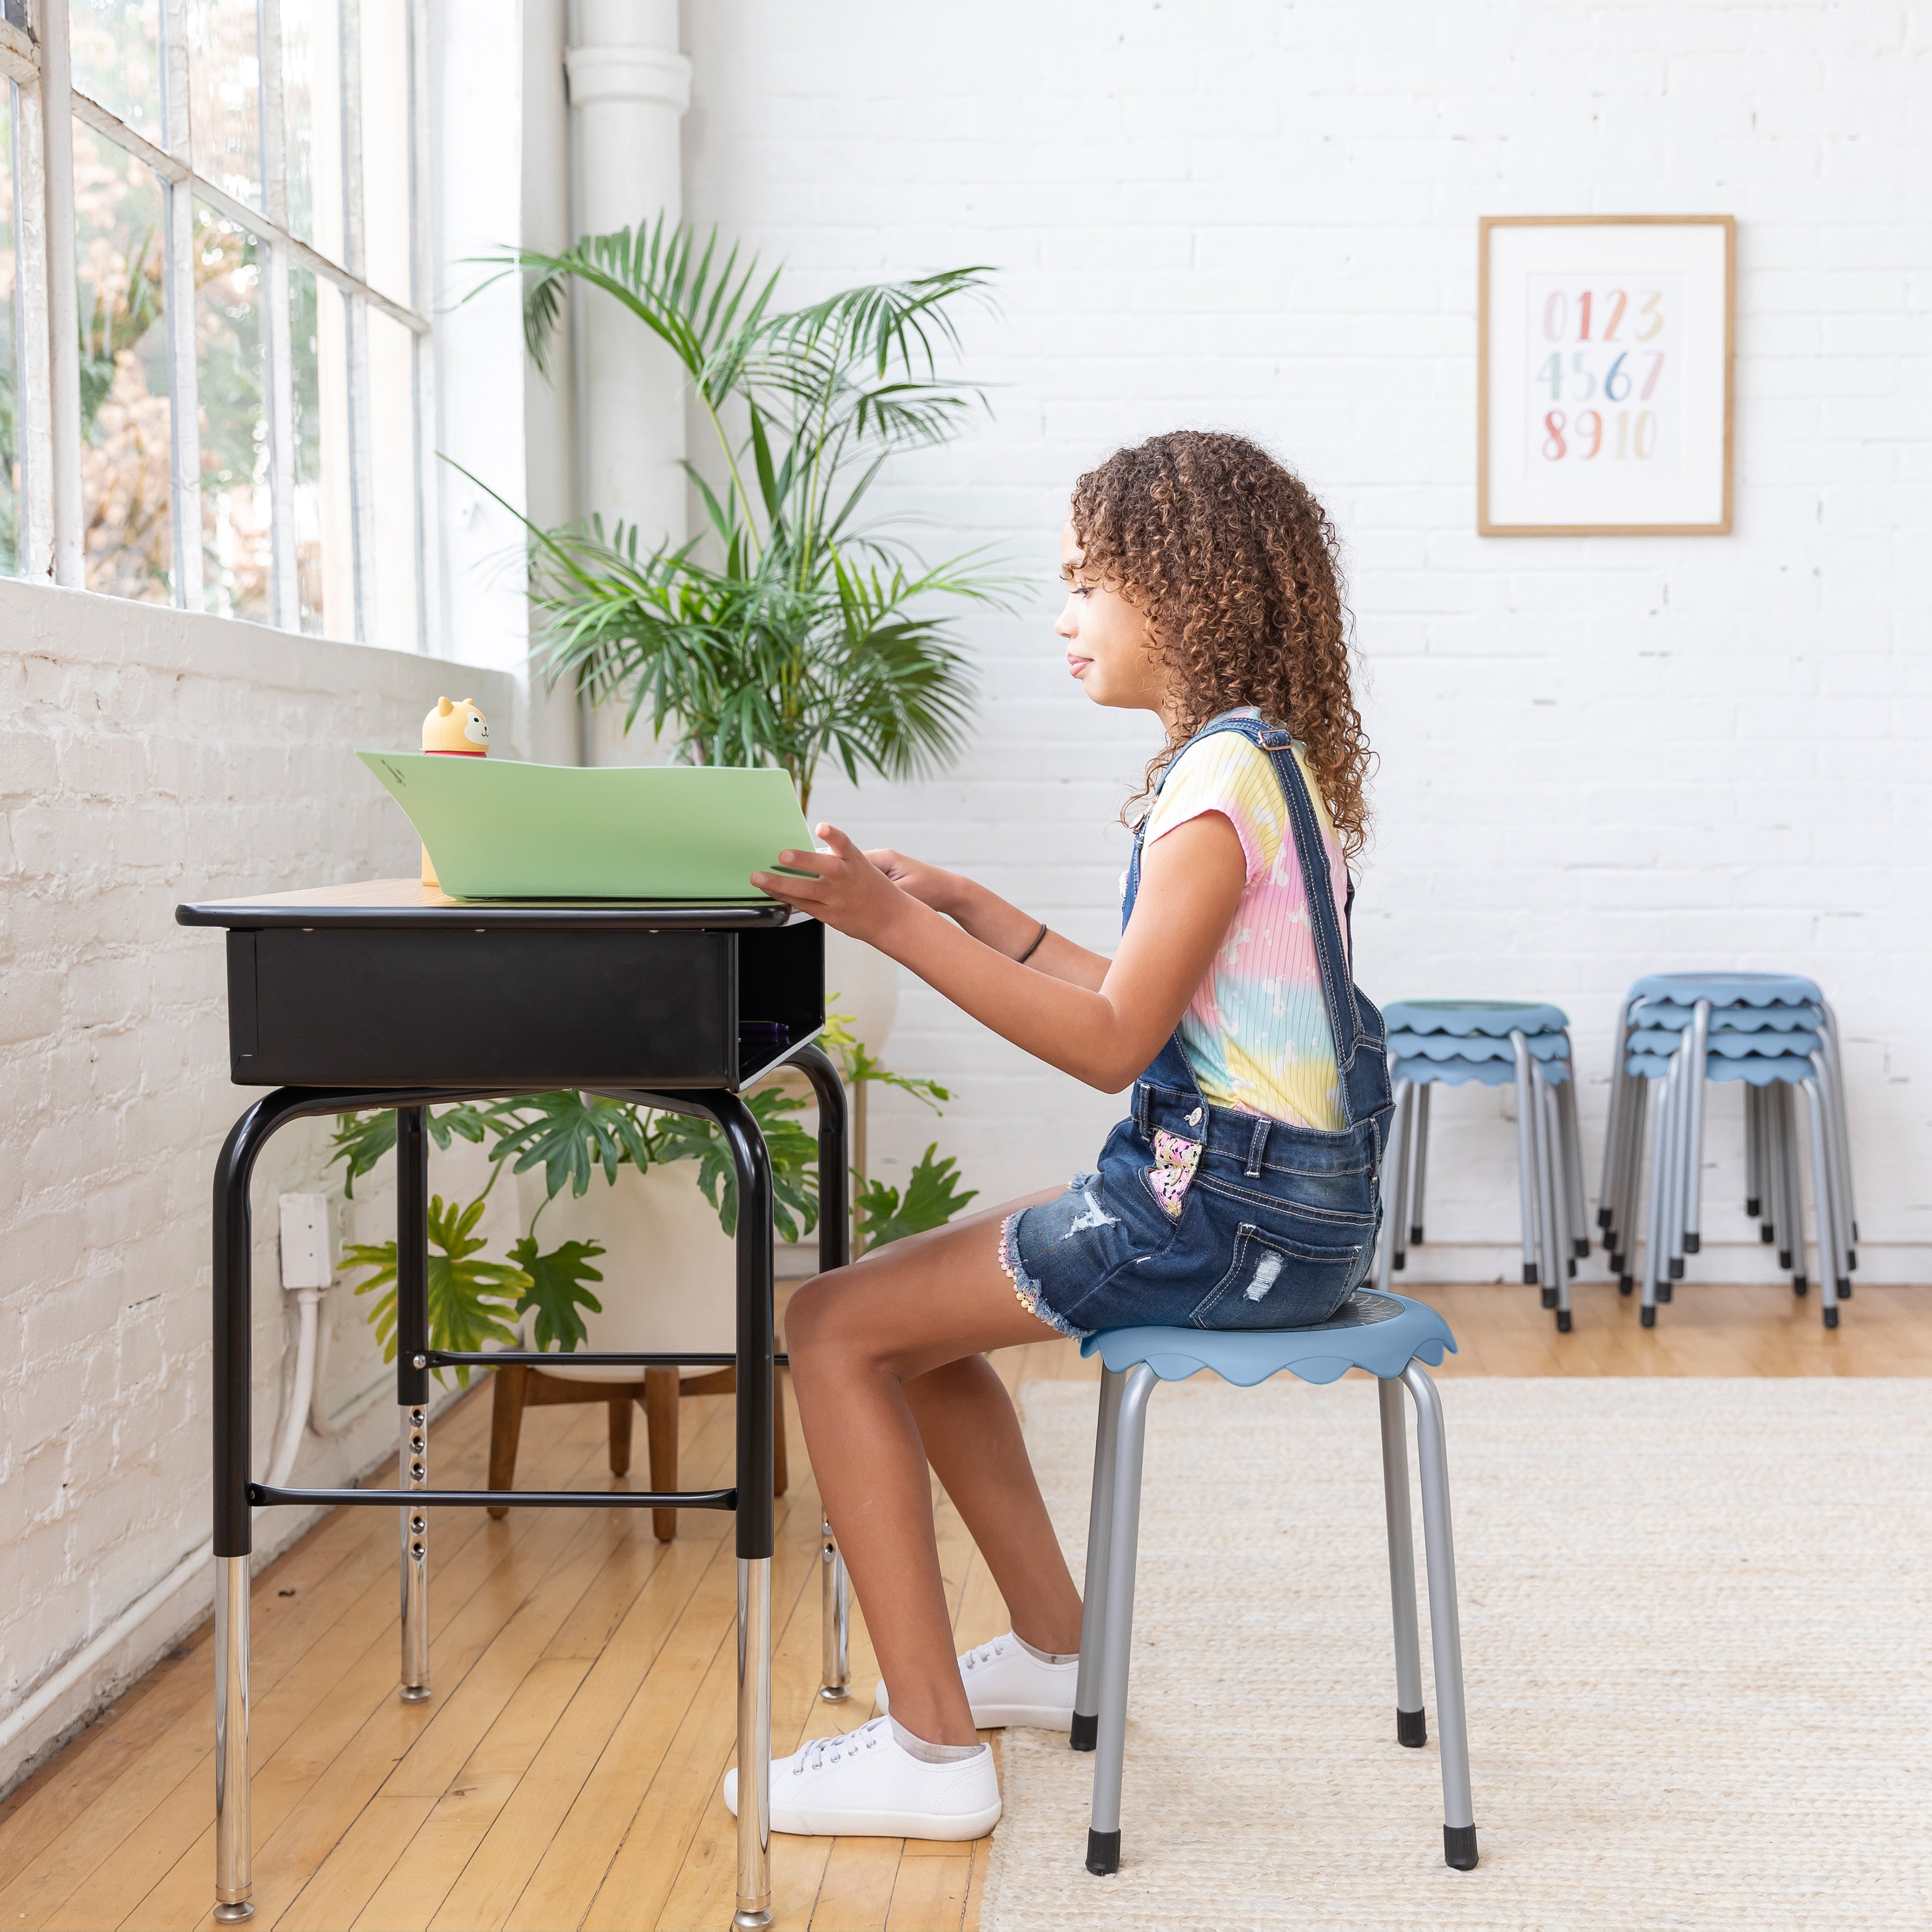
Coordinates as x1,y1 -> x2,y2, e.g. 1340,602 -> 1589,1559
418,696 -> 488,888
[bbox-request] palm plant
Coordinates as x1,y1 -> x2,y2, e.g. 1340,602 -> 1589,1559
479,218 -> 1013,810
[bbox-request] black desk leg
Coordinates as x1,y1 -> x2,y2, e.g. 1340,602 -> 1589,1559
702,1091 -> 778,1931
211,1087 -> 326,1923
792,1049 -> 853,1703
395,1107 -> 432,1704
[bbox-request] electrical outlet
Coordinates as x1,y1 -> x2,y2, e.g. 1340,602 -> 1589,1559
278,1194 -> 334,1289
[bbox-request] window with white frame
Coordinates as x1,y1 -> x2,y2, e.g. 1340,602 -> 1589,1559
0,0 -> 430,653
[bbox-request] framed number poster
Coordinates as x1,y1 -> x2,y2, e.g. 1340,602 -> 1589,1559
1478,215 -> 1734,536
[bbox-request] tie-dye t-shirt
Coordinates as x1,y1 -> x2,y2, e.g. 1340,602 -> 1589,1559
1138,713 -> 1350,1130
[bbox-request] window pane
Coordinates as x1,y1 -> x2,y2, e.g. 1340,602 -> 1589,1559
195,205 -> 269,619
365,304 -> 416,650
0,85 -> 19,575
291,264 -> 352,636
70,0 -> 163,146
74,124 -> 171,602
186,0 -> 263,209
360,0 -> 412,306
282,0 -> 343,261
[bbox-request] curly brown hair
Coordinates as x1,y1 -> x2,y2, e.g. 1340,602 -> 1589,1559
1070,430 -> 1371,859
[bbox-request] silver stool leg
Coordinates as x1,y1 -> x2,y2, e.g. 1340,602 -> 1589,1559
1555,1060 -> 1589,1261
1085,1363 -> 1158,1876
1611,1074 -> 1647,1290
213,1556 -> 253,1922
1745,1080 -> 1764,1229
1812,1033 -> 1854,1289
1072,1366 -> 1127,1752
1661,1038 -> 1690,1291
1376,1081 -> 1412,1294
1378,1377 -> 1425,1746
1681,1001 -> 1711,1258
1802,1075 -> 1842,1329
400,1403 -> 430,1702
1778,1081 -> 1808,1293
1818,1003 -> 1859,1243
819,1518 -> 851,1702
1402,1363 -> 1477,1870
1407,1083 -> 1432,1247
1640,1067 -> 1672,1324
1509,1033 -> 1539,1285
1534,1069 -> 1572,1330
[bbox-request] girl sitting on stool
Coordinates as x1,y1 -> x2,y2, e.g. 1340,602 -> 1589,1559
730,429 -> 1389,1839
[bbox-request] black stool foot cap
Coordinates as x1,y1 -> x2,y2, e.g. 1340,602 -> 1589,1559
1409,1224 -> 1424,1245
1596,1207 -> 1613,1229
1640,1305 -> 1657,1327
1086,1829 -> 1121,1876
1556,1309 -> 1573,1333
1445,1824 -> 1479,1871
1392,1254 -> 1406,1272
1792,1275 -> 1808,1296
1069,1711 -> 1097,1752
1397,1706 -> 1427,1748
1617,1273 -> 1634,1295
1573,1236 -> 1591,1260
1760,1224 -> 1775,1244
1540,1286 -> 1558,1310
1656,1281 -> 1673,1303
1837,1279 -> 1852,1299
1523,1264 -> 1538,1285
1777,1249 -> 1793,1270
1683,1233 -> 1700,1255
1824,1306 -> 1840,1330
1667,1258 -> 1684,1280
1847,1250 -> 1858,1272
1746,1195 -> 1760,1219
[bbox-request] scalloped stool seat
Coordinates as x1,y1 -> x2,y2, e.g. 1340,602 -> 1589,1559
1379,1002 -> 1585,1334
1068,1291 -> 1477,1880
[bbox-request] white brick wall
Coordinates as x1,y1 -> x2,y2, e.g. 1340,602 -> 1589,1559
682,0 -> 1932,1282
0,579 -> 519,1786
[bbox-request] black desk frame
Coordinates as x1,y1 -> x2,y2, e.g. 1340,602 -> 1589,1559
184,888 -> 846,1932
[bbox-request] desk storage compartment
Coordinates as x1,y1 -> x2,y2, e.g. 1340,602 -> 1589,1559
736,919 -> 825,1083
231,928 -> 739,1088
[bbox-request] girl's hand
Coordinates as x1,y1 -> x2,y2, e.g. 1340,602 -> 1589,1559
752,825 -> 913,945
864,848 -> 962,916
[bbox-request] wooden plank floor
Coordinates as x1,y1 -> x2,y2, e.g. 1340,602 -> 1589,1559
2,1280 -> 1926,1932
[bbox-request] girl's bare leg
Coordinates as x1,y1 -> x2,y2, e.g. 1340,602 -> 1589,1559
785,1192 -> 1076,1748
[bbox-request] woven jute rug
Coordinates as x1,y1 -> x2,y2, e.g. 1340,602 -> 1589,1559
983,1376 -> 1932,1931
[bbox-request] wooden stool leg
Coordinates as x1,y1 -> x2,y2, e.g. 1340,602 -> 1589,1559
773,1371 -> 789,1498
645,1367 -> 680,1542
608,1393 -> 633,1476
486,1366 -> 528,1520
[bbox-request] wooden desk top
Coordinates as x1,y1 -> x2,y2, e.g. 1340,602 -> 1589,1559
176,878 -> 802,933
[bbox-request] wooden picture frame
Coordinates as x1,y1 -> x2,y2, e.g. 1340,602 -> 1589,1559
1478,214 -> 1735,536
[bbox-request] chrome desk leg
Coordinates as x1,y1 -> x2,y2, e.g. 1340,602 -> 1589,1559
819,1517 -> 851,1702
213,1556 -> 253,1922
399,1404 -> 431,1701
1072,1366 -> 1126,1753
736,1555 -> 773,1926
1510,1033 -> 1539,1285
1378,1376 -> 1425,1747
1402,1363 -> 1478,1870
396,1106 -> 432,1704
1086,1363 -> 1158,1877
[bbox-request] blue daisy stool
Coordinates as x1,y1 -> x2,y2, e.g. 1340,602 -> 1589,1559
1069,1291 -> 1478,1876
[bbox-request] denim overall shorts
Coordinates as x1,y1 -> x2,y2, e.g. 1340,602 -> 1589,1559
1000,713 -> 1394,1340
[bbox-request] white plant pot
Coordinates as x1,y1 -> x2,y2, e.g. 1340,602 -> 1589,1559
522,1159 -> 737,1382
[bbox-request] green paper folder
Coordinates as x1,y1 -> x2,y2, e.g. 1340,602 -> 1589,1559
358,752 -> 815,901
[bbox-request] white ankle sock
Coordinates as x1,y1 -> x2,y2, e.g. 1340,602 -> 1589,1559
889,1719 -> 987,1763
1014,1633 -> 1080,1667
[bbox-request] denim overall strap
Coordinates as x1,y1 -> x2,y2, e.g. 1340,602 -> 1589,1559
1153,713 -> 1392,1135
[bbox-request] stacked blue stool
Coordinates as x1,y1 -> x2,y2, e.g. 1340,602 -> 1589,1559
1070,1292 -> 1479,1875
1378,1000 -> 1588,1332
1598,972 -> 1857,1328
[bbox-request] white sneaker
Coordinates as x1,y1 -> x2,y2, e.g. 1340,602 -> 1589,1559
723,1716 -> 999,1839
875,1633 -> 1079,1731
